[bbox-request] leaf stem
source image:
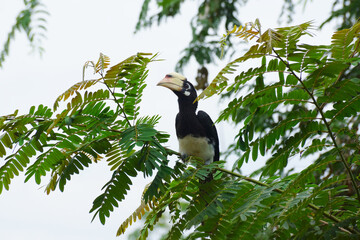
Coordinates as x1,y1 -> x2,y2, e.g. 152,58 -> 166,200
100,73 -> 132,127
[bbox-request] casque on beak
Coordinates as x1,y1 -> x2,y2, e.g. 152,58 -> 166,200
157,73 -> 185,92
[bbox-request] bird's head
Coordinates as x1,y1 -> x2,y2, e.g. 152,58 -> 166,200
157,72 -> 198,104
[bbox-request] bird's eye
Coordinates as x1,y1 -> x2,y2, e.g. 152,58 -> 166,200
183,82 -> 191,90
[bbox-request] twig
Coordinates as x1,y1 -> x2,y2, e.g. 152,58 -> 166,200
100,73 -> 132,127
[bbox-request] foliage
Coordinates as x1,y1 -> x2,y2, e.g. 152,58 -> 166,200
136,0 -> 242,71
0,52 -> 173,225
320,0 -> 360,29
2,19 -> 360,240
135,0 -> 360,72
0,0 -> 48,68
126,20 -> 360,239
279,0 -> 360,30
195,19 -> 360,238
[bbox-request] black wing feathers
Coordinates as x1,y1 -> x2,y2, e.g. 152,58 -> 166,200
196,110 -> 219,162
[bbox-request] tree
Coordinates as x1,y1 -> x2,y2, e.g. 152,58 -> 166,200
1,18 -> 360,239
135,0 -> 360,72
0,0 -> 47,68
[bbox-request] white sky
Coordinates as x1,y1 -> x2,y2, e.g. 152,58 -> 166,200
0,0 -> 336,239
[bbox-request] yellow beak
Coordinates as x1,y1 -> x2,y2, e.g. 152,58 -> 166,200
157,73 -> 185,92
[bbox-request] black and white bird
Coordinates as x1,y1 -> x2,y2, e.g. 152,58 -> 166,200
157,72 -> 219,165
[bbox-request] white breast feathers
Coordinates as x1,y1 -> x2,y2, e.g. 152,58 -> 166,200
178,135 -> 215,164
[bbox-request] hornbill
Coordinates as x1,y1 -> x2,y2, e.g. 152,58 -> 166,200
157,72 -> 219,166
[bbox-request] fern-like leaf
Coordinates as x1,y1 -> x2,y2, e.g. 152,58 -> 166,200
95,52 -> 110,74
53,79 -> 101,111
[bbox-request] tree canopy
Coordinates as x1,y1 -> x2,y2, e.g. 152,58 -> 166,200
1,0 -> 360,239
1,18 -> 360,238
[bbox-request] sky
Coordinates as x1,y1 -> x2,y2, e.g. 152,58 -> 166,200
0,0 -> 336,239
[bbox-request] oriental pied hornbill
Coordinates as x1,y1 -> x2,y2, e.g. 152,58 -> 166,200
157,72 -> 219,165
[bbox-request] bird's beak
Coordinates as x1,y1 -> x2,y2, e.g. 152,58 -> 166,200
157,75 -> 183,92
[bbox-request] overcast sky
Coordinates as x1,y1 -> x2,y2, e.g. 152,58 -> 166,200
0,1 -> 336,239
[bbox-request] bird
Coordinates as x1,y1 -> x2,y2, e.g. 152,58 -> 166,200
157,72 -> 219,166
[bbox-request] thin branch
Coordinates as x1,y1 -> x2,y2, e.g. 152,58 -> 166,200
100,73 -> 132,127
2,117 -> 47,122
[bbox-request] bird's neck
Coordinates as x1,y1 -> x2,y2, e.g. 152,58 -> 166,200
178,98 -> 197,114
